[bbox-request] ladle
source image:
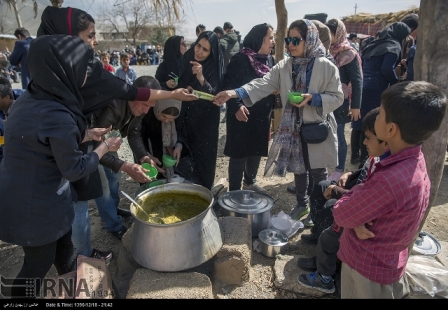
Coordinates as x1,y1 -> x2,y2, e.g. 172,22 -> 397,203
120,191 -> 164,224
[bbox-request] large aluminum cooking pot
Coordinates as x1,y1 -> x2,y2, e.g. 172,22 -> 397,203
218,190 -> 274,237
131,183 -> 223,272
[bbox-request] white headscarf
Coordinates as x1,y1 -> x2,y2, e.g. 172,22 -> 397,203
153,99 -> 182,150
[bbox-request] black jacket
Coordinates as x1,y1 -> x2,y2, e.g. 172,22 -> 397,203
91,99 -> 146,172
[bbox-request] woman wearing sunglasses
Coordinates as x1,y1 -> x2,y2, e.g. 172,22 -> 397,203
214,19 -> 343,220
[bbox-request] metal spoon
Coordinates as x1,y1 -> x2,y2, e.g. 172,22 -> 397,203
120,191 -> 164,224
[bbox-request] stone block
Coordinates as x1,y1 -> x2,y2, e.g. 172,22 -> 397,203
213,217 -> 252,286
127,269 -> 213,299
273,254 -> 328,297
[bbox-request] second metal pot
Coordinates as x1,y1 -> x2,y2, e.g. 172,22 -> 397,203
218,190 -> 274,237
258,229 -> 288,258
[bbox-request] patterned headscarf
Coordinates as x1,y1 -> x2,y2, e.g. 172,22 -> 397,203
329,19 -> 361,68
265,19 -> 325,177
329,19 -> 363,99
240,23 -> 273,77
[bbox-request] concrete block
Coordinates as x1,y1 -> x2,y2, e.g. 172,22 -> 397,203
273,254 -> 328,297
127,269 -> 213,299
213,217 -> 252,285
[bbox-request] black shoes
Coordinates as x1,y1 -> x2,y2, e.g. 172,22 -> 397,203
111,226 -> 128,240
301,233 -> 318,245
90,248 -> 113,264
297,256 -> 317,272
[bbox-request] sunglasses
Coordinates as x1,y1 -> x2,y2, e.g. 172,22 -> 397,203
284,37 -> 304,46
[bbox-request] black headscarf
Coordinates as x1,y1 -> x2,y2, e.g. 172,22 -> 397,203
361,22 -> 411,59
161,35 -> 184,77
27,35 -> 93,133
36,6 -> 137,119
240,23 -> 273,77
178,31 -> 224,91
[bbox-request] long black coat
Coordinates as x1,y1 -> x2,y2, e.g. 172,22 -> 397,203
223,53 -> 276,158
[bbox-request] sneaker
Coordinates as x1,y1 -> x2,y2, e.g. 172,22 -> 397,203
300,233 -> 318,245
297,256 -> 317,272
289,205 -> 309,221
111,226 -> 128,240
242,183 -> 268,194
90,248 -> 113,264
297,272 -> 335,294
327,171 -> 342,182
303,214 -> 314,227
287,184 -> 296,194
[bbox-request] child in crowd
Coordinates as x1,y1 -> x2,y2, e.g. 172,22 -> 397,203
115,52 -> 137,85
100,51 -> 115,73
297,107 -> 390,294
333,81 -> 446,299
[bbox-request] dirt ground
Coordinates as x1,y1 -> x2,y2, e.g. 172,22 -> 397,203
1,65 -> 447,299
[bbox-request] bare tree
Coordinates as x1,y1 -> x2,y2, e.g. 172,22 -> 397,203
95,0 -> 158,47
272,0 -> 288,133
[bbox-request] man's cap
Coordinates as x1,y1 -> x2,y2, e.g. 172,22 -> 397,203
223,22 -> 233,30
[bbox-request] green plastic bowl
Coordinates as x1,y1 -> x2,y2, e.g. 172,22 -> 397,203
288,92 -> 304,104
162,155 -> 177,168
141,163 -> 158,178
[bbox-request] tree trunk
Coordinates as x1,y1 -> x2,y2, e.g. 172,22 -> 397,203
11,0 -> 23,28
407,0 -> 448,254
272,0 -> 288,134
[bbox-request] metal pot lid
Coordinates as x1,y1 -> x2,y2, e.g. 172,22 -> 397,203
413,231 -> 442,256
218,190 -> 274,214
258,229 -> 288,246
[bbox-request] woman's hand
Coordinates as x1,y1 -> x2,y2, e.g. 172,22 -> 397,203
190,61 -> 205,85
350,108 -> 361,121
166,79 -> 178,89
82,126 -> 112,143
173,146 -> 182,166
213,90 -> 237,106
104,136 -> 122,152
291,93 -> 313,108
235,105 -> 250,122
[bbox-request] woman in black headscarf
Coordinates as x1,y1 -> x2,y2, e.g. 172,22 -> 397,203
37,6 -> 196,118
0,35 -> 122,297
155,35 -> 187,90
223,23 -> 276,192
173,31 -> 224,189
350,22 -> 410,167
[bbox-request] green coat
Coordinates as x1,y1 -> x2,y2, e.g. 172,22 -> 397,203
220,32 -> 240,68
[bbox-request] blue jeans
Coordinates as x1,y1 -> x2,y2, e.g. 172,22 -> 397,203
94,165 -> 124,232
336,123 -> 347,172
72,200 -> 92,257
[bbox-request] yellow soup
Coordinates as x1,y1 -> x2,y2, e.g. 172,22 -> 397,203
137,191 -> 210,224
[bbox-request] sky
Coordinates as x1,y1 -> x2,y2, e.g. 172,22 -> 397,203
54,0 -> 420,41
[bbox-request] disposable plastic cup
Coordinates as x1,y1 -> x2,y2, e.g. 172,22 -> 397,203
141,163 -> 158,179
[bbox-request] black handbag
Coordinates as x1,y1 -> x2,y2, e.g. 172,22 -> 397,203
300,122 -> 329,144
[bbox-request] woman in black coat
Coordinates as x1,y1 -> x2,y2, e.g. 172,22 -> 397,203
155,35 -> 187,90
223,23 -> 277,192
0,35 -> 121,297
173,31 -> 224,190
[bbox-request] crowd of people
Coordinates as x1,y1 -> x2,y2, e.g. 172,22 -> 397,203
0,6 -> 446,300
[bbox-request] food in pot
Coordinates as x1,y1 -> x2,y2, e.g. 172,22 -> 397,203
137,191 -> 209,224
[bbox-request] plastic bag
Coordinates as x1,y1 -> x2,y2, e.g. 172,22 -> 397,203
405,255 -> 448,298
268,211 -> 304,238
